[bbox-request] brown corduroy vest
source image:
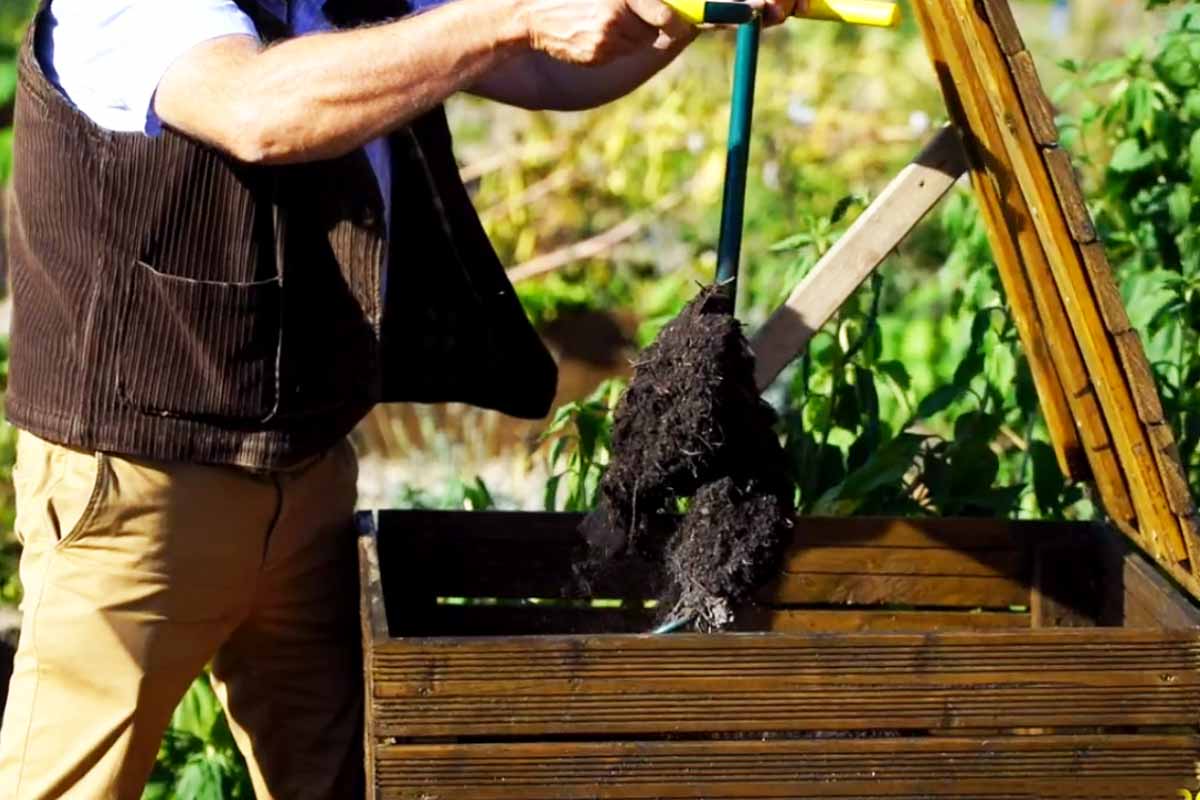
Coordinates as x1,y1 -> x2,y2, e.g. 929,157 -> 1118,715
5,0 -> 557,468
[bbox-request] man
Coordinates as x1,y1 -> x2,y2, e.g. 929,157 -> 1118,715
0,0 -> 793,796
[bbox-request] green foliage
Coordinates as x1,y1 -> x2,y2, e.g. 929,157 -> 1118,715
143,676 -> 252,800
393,475 -> 496,510
0,0 -> 34,183
1057,0 -> 1200,496
541,380 -> 623,512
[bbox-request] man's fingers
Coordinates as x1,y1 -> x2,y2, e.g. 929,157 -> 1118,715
762,0 -> 800,26
625,0 -> 689,47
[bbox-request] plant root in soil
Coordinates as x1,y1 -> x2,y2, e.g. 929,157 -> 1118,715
579,285 -> 794,631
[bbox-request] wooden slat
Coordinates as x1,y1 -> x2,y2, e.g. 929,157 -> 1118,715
396,604 -> 657,637
917,47 -> 1083,478
1114,330 -> 1166,425
781,545 -> 1019,578
1080,241 -> 1133,334
1043,146 -> 1095,242
751,127 -> 968,390
358,512 -> 390,644
738,608 -> 1031,632
375,513 -> 1056,608
1073,390 -> 1138,524
933,0 -> 1188,567
915,0 -> 1128,502
375,736 -> 1200,799
1147,423 -> 1196,515
1009,51 -> 1059,147
758,571 -> 1027,608
978,0 -> 1024,55
369,629 -> 1200,737
1123,547 -> 1200,630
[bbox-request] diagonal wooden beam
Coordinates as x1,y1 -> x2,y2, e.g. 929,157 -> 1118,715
751,126 -> 967,392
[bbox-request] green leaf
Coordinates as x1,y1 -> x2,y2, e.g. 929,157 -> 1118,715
1190,128 -> 1200,187
1108,139 -> 1156,174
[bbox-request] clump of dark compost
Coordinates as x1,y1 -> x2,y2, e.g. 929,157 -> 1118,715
580,285 -> 794,631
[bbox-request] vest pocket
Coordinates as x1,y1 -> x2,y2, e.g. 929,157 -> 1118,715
115,260 -> 282,422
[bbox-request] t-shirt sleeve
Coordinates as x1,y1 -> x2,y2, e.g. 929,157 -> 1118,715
39,0 -> 260,135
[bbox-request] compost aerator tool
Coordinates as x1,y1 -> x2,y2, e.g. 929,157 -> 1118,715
666,0 -> 901,303
647,0 -> 900,637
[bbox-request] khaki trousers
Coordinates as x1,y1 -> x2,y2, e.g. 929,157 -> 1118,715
0,432 -> 364,799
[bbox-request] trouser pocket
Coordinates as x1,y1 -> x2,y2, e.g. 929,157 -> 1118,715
12,432 -> 108,549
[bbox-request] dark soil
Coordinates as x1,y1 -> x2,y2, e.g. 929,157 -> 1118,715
579,285 -> 794,631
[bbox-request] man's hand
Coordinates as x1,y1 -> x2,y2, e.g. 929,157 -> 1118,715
759,0 -> 801,26
522,0 -> 691,64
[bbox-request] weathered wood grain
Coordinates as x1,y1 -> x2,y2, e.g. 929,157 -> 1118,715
1079,241 -> 1134,335
1043,146 -> 1095,242
369,629 -> 1200,737
736,607 -> 1031,632
1147,423 -> 1196,515
1115,330 -> 1166,425
757,571 -> 1028,608
1122,547 -> 1200,630
978,0 -> 1025,55
1010,51 -> 1060,147
374,735 -> 1200,798
751,127 -> 968,390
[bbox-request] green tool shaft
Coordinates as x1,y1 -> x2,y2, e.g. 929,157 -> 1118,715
715,20 -> 761,301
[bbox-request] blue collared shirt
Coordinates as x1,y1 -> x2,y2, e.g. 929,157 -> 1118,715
37,0 -> 394,234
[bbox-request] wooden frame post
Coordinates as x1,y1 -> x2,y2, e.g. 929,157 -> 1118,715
751,125 -> 967,391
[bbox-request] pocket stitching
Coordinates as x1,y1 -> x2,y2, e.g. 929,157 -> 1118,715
54,453 -> 110,550
115,259 -> 283,423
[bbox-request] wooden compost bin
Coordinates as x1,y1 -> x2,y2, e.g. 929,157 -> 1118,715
358,510 -> 1200,799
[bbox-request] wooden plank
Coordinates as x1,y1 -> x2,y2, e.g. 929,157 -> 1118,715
1044,146 -> 1095,242
1114,330 -> 1167,425
1147,423 -> 1196,515
358,512 -> 390,645
1073,389 -> 1137,524
758,571 -> 1028,608
738,608 -> 1031,632
374,736 -> 1200,798
751,127 -> 968,390
1123,547 -> 1200,630
781,544 -> 1020,578
978,0 -> 1025,55
369,629 -> 1200,737
915,33 -> 1083,479
935,0 -> 1189,567
1010,52 -> 1060,148
385,602 -> 1032,639
1080,241 -> 1134,334
357,512 -> 385,800
374,513 -> 1058,607
394,604 -> 657,638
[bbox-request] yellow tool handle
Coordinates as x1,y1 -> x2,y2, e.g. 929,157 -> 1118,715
663,0 -> 900,28
796,0 -> 900,27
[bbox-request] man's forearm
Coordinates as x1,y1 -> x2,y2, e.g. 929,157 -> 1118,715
157,0 -> 527,164
471,28 -> 696,111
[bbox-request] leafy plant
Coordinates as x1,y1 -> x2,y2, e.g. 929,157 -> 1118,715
143,676 -> 252,800
541,379 -> 623,512
1057,0 -> 1200,497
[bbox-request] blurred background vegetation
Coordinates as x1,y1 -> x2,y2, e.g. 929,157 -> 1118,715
2,0 -> 1200,796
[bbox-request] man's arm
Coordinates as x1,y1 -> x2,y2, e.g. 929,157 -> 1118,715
155,0 -> 685,164
467,32 -> 696,112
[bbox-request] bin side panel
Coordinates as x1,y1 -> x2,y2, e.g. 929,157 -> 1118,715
373,735 -> 1200,799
